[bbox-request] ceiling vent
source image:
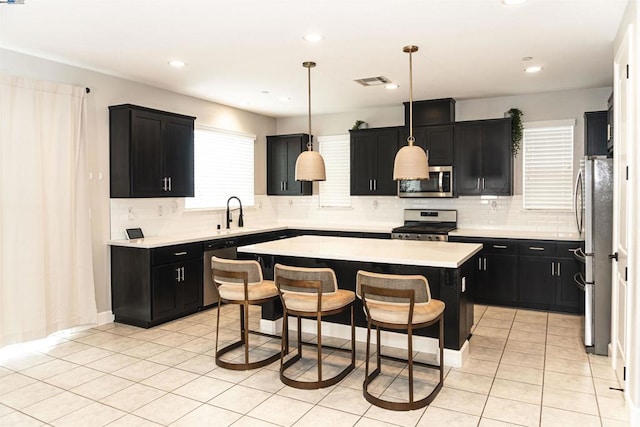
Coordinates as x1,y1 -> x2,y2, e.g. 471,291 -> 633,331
354,76 -> 391,87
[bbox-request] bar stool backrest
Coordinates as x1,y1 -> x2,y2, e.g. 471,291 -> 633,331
212,256 -> 263,288
356,271 -> 431,306
274,264 -> 338,295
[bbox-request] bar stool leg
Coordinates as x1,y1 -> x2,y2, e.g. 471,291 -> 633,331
317,312 -> 322,382
408,326 -> 414,404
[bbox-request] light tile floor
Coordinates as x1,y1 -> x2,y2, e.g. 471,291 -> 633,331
0,304 -> 631,426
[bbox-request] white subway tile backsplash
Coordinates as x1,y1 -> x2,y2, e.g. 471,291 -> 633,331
109,194 -> 577,240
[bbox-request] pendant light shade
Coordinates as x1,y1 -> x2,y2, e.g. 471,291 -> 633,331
295,61 -> 326,181
393,45 -> 429,181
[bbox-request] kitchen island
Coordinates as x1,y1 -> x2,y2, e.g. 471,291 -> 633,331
238,235 -> 482,366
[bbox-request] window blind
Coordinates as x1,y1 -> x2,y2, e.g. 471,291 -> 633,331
522,119 -> 575,210
318,134 -> 351,208
185,126 -> 255,209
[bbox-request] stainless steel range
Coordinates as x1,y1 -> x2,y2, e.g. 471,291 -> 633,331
392,209 -> 457,241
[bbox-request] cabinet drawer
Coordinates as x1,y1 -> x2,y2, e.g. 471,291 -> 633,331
555,241 -> 583,258
519,241 -> 555,256
484,240 -> 518,254
152,243 -> 202,265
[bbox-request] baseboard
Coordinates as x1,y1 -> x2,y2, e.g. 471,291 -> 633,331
259,318 -> 468,368
97,310 -> 115,326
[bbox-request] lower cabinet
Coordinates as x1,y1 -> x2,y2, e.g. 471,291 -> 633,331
111,242 -> 203,328
450,236 -> 583,313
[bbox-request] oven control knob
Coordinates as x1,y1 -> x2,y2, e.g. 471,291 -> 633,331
416,234 -> 421,240
404,234 -> 410,240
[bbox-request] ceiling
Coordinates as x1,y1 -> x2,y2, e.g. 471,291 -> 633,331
0,0 -> 628,118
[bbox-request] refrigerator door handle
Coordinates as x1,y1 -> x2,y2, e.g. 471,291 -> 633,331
573,272 -> 586,291
574,168 -> 583,234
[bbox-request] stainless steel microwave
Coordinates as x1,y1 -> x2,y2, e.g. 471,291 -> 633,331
398,166 -> 454,198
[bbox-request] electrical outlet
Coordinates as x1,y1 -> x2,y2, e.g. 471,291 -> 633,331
157,205 -> 163,216
128,208 -> 135,220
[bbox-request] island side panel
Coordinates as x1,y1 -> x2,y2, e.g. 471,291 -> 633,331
239,253 -> 474,350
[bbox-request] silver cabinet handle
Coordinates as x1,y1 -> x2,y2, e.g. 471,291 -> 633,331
168,177 -> 172,191
482,177 -> 485,190
607,124 -> 611,141
181,267 -> 185,281
478,258 -> 482,270
162,177 -> 167,191
476,178 -> 480,190
557,262 -> 561,276
493,245 -> 508,249
174,251 -> 187,256
373,179 -> 377,191
551,262 -> 555,275
483,258 -> 487,271
529,247 -> 545,251
369,179 -> 373,191
176,267 -> 181,282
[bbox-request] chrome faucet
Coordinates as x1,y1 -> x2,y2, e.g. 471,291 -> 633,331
226,196 -> 244,229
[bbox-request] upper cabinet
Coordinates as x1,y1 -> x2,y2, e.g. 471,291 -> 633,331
454,118 -> 512,196
350,127 -> 400,196
266,134 -> 312,196
110,104 -> 195,198
584,110 -> 608,156
401,125 -> 454,166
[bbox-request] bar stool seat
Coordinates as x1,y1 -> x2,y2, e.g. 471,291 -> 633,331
212,256 -> 281,371
356,270 -> 445,411
274,263 -> 356,389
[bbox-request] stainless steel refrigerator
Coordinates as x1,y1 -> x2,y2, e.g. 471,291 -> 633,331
574,156 -> 613,355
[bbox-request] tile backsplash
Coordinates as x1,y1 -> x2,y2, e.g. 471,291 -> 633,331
110,194 -> 576,240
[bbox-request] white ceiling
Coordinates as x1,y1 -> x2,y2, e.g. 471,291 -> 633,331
0,0 -> 628,118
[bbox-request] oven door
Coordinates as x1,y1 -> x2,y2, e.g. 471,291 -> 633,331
398,166 -> 453,198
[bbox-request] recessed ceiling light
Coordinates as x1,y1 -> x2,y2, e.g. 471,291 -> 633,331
525,66 -> 543,73
502,0 -> 526,5
522,56 -> 533,61
385,84 -> 399,90
261,90 -> 270,94
168,60 -> 186,68
303,33 -> 323,42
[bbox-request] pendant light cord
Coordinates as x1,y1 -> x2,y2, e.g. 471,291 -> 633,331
307,63 -> 312,150
408,48 -> 415,147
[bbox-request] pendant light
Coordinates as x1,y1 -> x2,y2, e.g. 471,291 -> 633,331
295,61 -> 326,181
393,45 -> 430,180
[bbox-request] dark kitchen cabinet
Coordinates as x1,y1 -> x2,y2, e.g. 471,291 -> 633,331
518,241 -> 583,313
607,93 -> 614,156
267,134 -> 312,196
350,127 -> 400,195
110,104 -> 195,198
401,125 -> 454,166
584,110 -> 608,156
449,237 -> 518,305
455,118 -> 512,196
111,242 -> 203,328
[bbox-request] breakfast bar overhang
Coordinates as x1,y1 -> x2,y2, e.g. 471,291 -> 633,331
238,235 -> 482,366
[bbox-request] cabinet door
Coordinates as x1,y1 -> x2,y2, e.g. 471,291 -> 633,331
518,256 -> 556,307
555,258 -> 582,312
481,119 -> 512,195
131,110 -> 164,196
454,123 -> 482,195
152,263 -> 180,321
284,137 -> 305,195
267,137 -> 288,195
164,117 -> 195,197
350,133 -> 377,195
179,259 -> 203,312
483,253 -> 518,304
374,130 -> 400,195
426,125 -> 454,165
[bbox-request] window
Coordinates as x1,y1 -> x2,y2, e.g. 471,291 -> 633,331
185,126 -> 255,209
318,134 -> 351,208
522,119 -> 575,210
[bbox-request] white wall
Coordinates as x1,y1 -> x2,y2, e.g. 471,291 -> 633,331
1,48 -> 277,314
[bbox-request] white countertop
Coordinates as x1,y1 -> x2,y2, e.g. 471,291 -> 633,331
450,228 -> 583,241
238,235 -> 482,269
108,226 -> 288,249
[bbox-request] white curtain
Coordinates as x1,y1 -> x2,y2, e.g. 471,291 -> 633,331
0,75 -> 97,347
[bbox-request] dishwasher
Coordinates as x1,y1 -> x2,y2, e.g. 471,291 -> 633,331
203,239 -> 238,307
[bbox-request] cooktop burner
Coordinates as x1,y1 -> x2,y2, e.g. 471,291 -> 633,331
391,209 -> 457,241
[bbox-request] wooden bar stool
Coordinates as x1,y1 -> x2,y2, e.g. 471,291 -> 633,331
274,263 -> 356,389
356,270 -> 445,411
211,256 -> 281,370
